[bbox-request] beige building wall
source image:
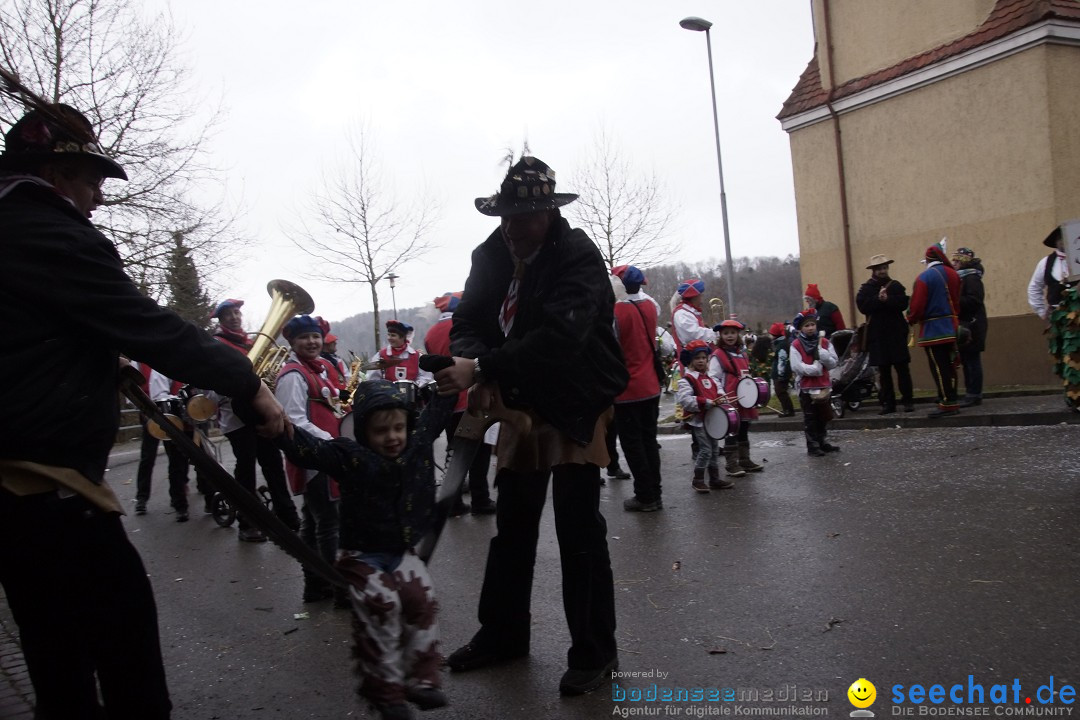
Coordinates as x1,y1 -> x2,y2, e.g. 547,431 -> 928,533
787,39 -> 1080,387
812,0 -> 998,88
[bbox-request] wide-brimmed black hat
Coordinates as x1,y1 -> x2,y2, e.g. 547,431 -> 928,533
1043,225 -> 1062,248
0,104 -> 126,180
474,156 -> 577,217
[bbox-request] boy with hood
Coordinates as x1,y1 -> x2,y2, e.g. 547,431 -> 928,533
280,376 -> 458,720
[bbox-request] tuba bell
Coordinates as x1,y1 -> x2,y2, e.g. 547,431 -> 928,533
147,280 -> 314,440
704,297 -> 725,329
247,279 -> 315,387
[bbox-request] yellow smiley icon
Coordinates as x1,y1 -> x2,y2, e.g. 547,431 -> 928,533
848,678 -> 877,708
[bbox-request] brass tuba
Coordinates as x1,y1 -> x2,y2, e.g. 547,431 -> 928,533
704,297 -> 726,329
247,279 -> 315,387
146,280 -> 314,440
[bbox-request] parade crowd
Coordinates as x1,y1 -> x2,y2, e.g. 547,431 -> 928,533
0,103 -> 1076,720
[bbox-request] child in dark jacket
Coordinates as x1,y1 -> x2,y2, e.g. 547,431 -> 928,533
281,379 -> 456,720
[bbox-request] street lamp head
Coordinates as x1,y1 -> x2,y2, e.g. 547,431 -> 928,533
679,16 -> 713,32
387,272 -> 398,289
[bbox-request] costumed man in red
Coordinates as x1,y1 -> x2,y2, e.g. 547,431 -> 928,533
276,314 -> 344,604
321,330 -> 351,401
369,320 -> 435,386
670,278 -> 713,366
611,266 -> 664,512
424,292 -> 496,517
907,243 -> 963,418
208,298 -> 301,538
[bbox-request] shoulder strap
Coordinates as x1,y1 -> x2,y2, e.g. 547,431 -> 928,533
628,300 -> 658,352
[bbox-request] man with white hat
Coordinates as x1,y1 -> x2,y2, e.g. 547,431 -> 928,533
856,254 -> 914,414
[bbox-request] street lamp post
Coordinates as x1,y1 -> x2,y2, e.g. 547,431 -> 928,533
387,272 -> 399,319
680,16 -> 736,316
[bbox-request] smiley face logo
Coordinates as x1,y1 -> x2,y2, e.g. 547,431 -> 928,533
848,678 -> 877,709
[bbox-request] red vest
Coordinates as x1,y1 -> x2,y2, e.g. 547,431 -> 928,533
791,338 -> 832,390
712,347 -> 757,421
615,300 -> 661,403
670,302 -> 705,352
320,357 -> 347,391
379,345 -> 421,382
682,370 -> 720,422
423,318 -> 467,412
277,361 -> 341,496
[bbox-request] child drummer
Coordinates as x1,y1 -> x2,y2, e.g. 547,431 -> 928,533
676,340 -> 733,493
709,318 -> 765,477
788,310 -> 840,457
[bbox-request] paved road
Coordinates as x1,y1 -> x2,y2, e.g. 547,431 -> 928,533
4,418 -> 1079,719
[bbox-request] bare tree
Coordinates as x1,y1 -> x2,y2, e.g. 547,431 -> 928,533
0,0 -> 240,297
568,128 -> 679,268
288,127 -> 439,350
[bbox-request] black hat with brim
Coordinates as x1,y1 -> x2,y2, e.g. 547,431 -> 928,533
1043,225 -> 1062,248
474,155 -> 577,217
0,104 -> 127,181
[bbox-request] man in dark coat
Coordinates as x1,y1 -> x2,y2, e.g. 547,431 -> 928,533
433,156 -> 627,697
0,104 -> 283,718
855,254 -> 914,414
952,247 -> 988,406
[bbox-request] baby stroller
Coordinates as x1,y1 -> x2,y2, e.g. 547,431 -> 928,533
828,326 -> 876,418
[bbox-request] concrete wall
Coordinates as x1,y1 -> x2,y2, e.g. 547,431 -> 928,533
812,0 -> 997,89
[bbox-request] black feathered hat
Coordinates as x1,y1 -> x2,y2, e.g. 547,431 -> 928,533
474,156 -> 577,217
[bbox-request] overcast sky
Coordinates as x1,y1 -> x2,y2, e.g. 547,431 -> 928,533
151,0 -> 816,323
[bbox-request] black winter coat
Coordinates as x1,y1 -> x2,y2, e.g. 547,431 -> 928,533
855,276 -> 911,366
957,263 -> 988,353
0,178 -> 260,483
282,386 -> 455,554
450,216 -> 628,446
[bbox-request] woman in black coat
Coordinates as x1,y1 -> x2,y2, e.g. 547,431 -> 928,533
855,255 -> 914,414
952,248 -> 988,406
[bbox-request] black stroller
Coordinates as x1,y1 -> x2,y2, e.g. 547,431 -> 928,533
827,326 -> 876,418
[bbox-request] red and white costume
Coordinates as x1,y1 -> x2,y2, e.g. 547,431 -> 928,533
276,352 -> 340,496
709,346 -> 758,422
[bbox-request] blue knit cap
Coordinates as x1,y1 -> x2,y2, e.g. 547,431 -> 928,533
282,314 -> 324,342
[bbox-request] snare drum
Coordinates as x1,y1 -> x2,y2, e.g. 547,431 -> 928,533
703,402 -> 741,440
735,376 -> 771,409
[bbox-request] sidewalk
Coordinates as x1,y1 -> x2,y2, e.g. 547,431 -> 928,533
658,388 -> 1080,434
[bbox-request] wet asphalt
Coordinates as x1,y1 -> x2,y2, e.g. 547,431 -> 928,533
2,398 -> 1079,720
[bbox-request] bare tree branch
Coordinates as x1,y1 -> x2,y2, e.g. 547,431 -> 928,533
0,0 -> 243,299
286,126 -> 440,348
567,126 -> 680,269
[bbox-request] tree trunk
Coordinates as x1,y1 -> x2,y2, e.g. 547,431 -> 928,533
369,280 -> 382,351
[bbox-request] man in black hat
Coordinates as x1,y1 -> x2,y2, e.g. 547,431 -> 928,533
0,103 -> 284,719
855,254 -> 914,414
1028,225 -> 1069,327
433,156 -> 628,696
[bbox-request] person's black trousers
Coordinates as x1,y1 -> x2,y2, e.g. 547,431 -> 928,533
0,489 -> 172,719
876,362 -> 914,410
444,412 -> 493,504
959,345 -> 984,398
225,424 -> 300,529
475,463 -> 616,671
924,342 -> 959,407
614,396 -> 663,504
135,421 -> 197,512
